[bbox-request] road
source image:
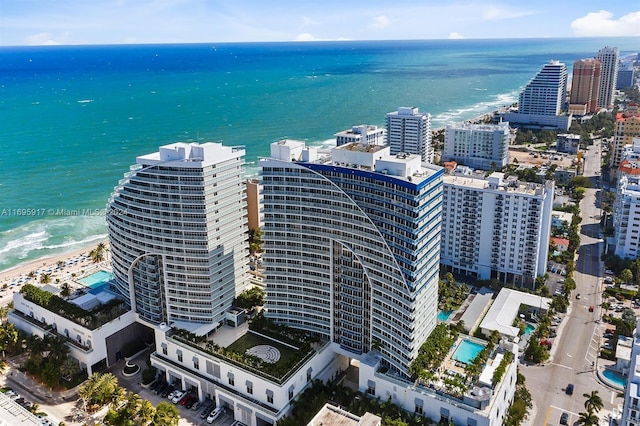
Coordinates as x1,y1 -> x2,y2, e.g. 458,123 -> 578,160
523,143 -> 620,426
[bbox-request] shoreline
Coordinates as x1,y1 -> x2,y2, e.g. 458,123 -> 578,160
0,239 -> 110,291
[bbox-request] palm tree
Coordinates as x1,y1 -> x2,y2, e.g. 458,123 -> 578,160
153,402 -> 179,426
577,410 -> 599,426
0,323 -> 19,358
40,273 -> 52,285
136,400 -> 155,426
27,271 -> 36,280
60,282 -> 71,298
79,374 -> 100,412
583,390 -> 604,413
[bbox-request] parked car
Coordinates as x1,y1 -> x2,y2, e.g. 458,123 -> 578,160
200,404 -> 214,419
576,293 -> 581,299
560,412 -> 569,424
185,396 -> 198,409
207,407 -> 224,424
605,269 -> 614,275
178,393 -> 191,406
566,383 -> 574,395
589,305 -> 594,312
161,385 -> 174,398
171,391 -> 185,404
191,401 -> 202,411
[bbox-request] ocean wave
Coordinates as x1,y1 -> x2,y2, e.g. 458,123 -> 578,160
431,90 -> 519,127
0,215 -> 108,272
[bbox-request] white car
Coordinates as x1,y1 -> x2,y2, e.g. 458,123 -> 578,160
171,391 -> 185,404
207,407 -> 223,424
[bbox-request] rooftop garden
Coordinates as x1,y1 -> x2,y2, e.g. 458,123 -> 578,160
20,284 -> 128,330
170,313 -> 320,384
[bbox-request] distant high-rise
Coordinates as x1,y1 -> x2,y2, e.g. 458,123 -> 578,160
617,61 -> 636,90
335,124 -> 386,147
569,58 -> 601,114
612,104 -> 640,168
518,60 -> 568,116
261,140 -> 442,376
596,46 -> 619,109
107,142 -> 248,327
442,121 -> 511,170
386,107 -> 433,163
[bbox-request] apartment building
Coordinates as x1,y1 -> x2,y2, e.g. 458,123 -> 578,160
612,104 -> 640,169
569,58 -> 601,115
442,121 -> 511,170
386,107 -> 434,163
596,46 -> 620,109
614,138 -> 640,259
335,124 -> 386,147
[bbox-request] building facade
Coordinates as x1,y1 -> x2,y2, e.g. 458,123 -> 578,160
612,104 -> 640,168
441,172 -> 554,287
596,46 -> 620,109
386,107 -> 434,163
518,61 -> 568,116
442,121 -> 511,170
556,133 -> 581,154
106,142 -> 248,328
261,140 -> 442,376
614,139 -> 640,259
569,58 -> 601,114
620,320 -> 640,425
335,125 -> 386,147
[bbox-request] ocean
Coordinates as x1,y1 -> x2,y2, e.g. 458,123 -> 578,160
0,37 -> 637,272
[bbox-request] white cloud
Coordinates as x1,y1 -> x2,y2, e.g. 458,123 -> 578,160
25,32 -> 72,45
482,6 -> 536,21
571,10 -> 640,36
294,33 -> 350,42
371,15 -> 390,29
448,32 -> 465,39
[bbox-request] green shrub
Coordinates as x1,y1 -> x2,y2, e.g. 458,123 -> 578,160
141,367 -> 157,384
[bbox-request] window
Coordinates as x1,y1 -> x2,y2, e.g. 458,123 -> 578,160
367,380 -> 376,396
246,380 -> 253,395
193,357 -> 199,370
228,372 -> 235,386
177,350 -> 183,362
288,385 -> 295,400
266,390 -> 274,404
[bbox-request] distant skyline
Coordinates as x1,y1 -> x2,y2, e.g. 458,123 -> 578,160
1,1 -> 639,46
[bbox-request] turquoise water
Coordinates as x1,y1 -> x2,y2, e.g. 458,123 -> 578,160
524,323 -> 535,335
602,369 -> 627,388
452,339 -> 486,364
438,310 -> 452,321
79,270 -> 114,288
1,38 -> 638,272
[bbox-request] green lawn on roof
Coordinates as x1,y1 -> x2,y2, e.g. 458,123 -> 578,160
226,332 -> 298,366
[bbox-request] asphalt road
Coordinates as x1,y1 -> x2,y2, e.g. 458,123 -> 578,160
522,144 -> 620,426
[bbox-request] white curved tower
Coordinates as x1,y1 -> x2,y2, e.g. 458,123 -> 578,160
260,140 -> 442,376
107,142 -> 248,327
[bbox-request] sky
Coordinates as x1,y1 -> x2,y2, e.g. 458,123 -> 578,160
1,0 -> 640,46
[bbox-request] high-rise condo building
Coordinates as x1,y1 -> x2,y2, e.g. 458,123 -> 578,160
386,107 -> 433,163
441,172 -> 554,287
261,140 -> 442,375
442,121 -> 511,170
620,320 -> 640,426
518,60 -> 568,116
569,58 -> 601,115
596,46 -> 619,109
106,142 -> 248,328
612,104 -> 640,168
614,138 -> 640,259
335,124 -> 386,147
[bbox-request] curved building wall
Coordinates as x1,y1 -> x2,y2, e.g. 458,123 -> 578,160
107,143 -> 248,326
261,159 -> 442,375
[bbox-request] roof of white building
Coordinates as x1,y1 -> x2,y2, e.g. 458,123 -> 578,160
480,289 -> 551,338
307,403 -> 381,426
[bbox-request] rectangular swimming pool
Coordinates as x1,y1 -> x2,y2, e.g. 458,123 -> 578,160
79,270 -> 114,288
452,339 -> 486,365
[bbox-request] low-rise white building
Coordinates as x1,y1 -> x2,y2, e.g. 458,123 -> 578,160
335,125 -> 386,147
10,289 -> 138,375
479,289 -> 551,340
556,134 -> 581,154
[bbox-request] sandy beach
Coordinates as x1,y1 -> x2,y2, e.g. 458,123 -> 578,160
0,240 -> 111,293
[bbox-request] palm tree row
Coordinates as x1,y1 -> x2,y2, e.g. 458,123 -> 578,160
79,372 -> 179,425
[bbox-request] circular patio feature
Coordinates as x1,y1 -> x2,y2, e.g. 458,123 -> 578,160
246,345 -> 281,363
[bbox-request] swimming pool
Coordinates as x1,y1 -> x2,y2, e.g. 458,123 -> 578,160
602,369 -> 627,389
452,339 -> 486,365
438,310 -> 452,322
80,270 -> 114,288
524,323 -> 535,335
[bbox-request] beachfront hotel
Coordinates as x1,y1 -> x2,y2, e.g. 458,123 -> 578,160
596,46 -> 620,110
386,107 -> 434,163
261,139 -> 442,375
499,60 -> 571,130
106,142 -> 249,328
335,124 -> 386,147
442,121 -> 511,170
441,171 -> 554,288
